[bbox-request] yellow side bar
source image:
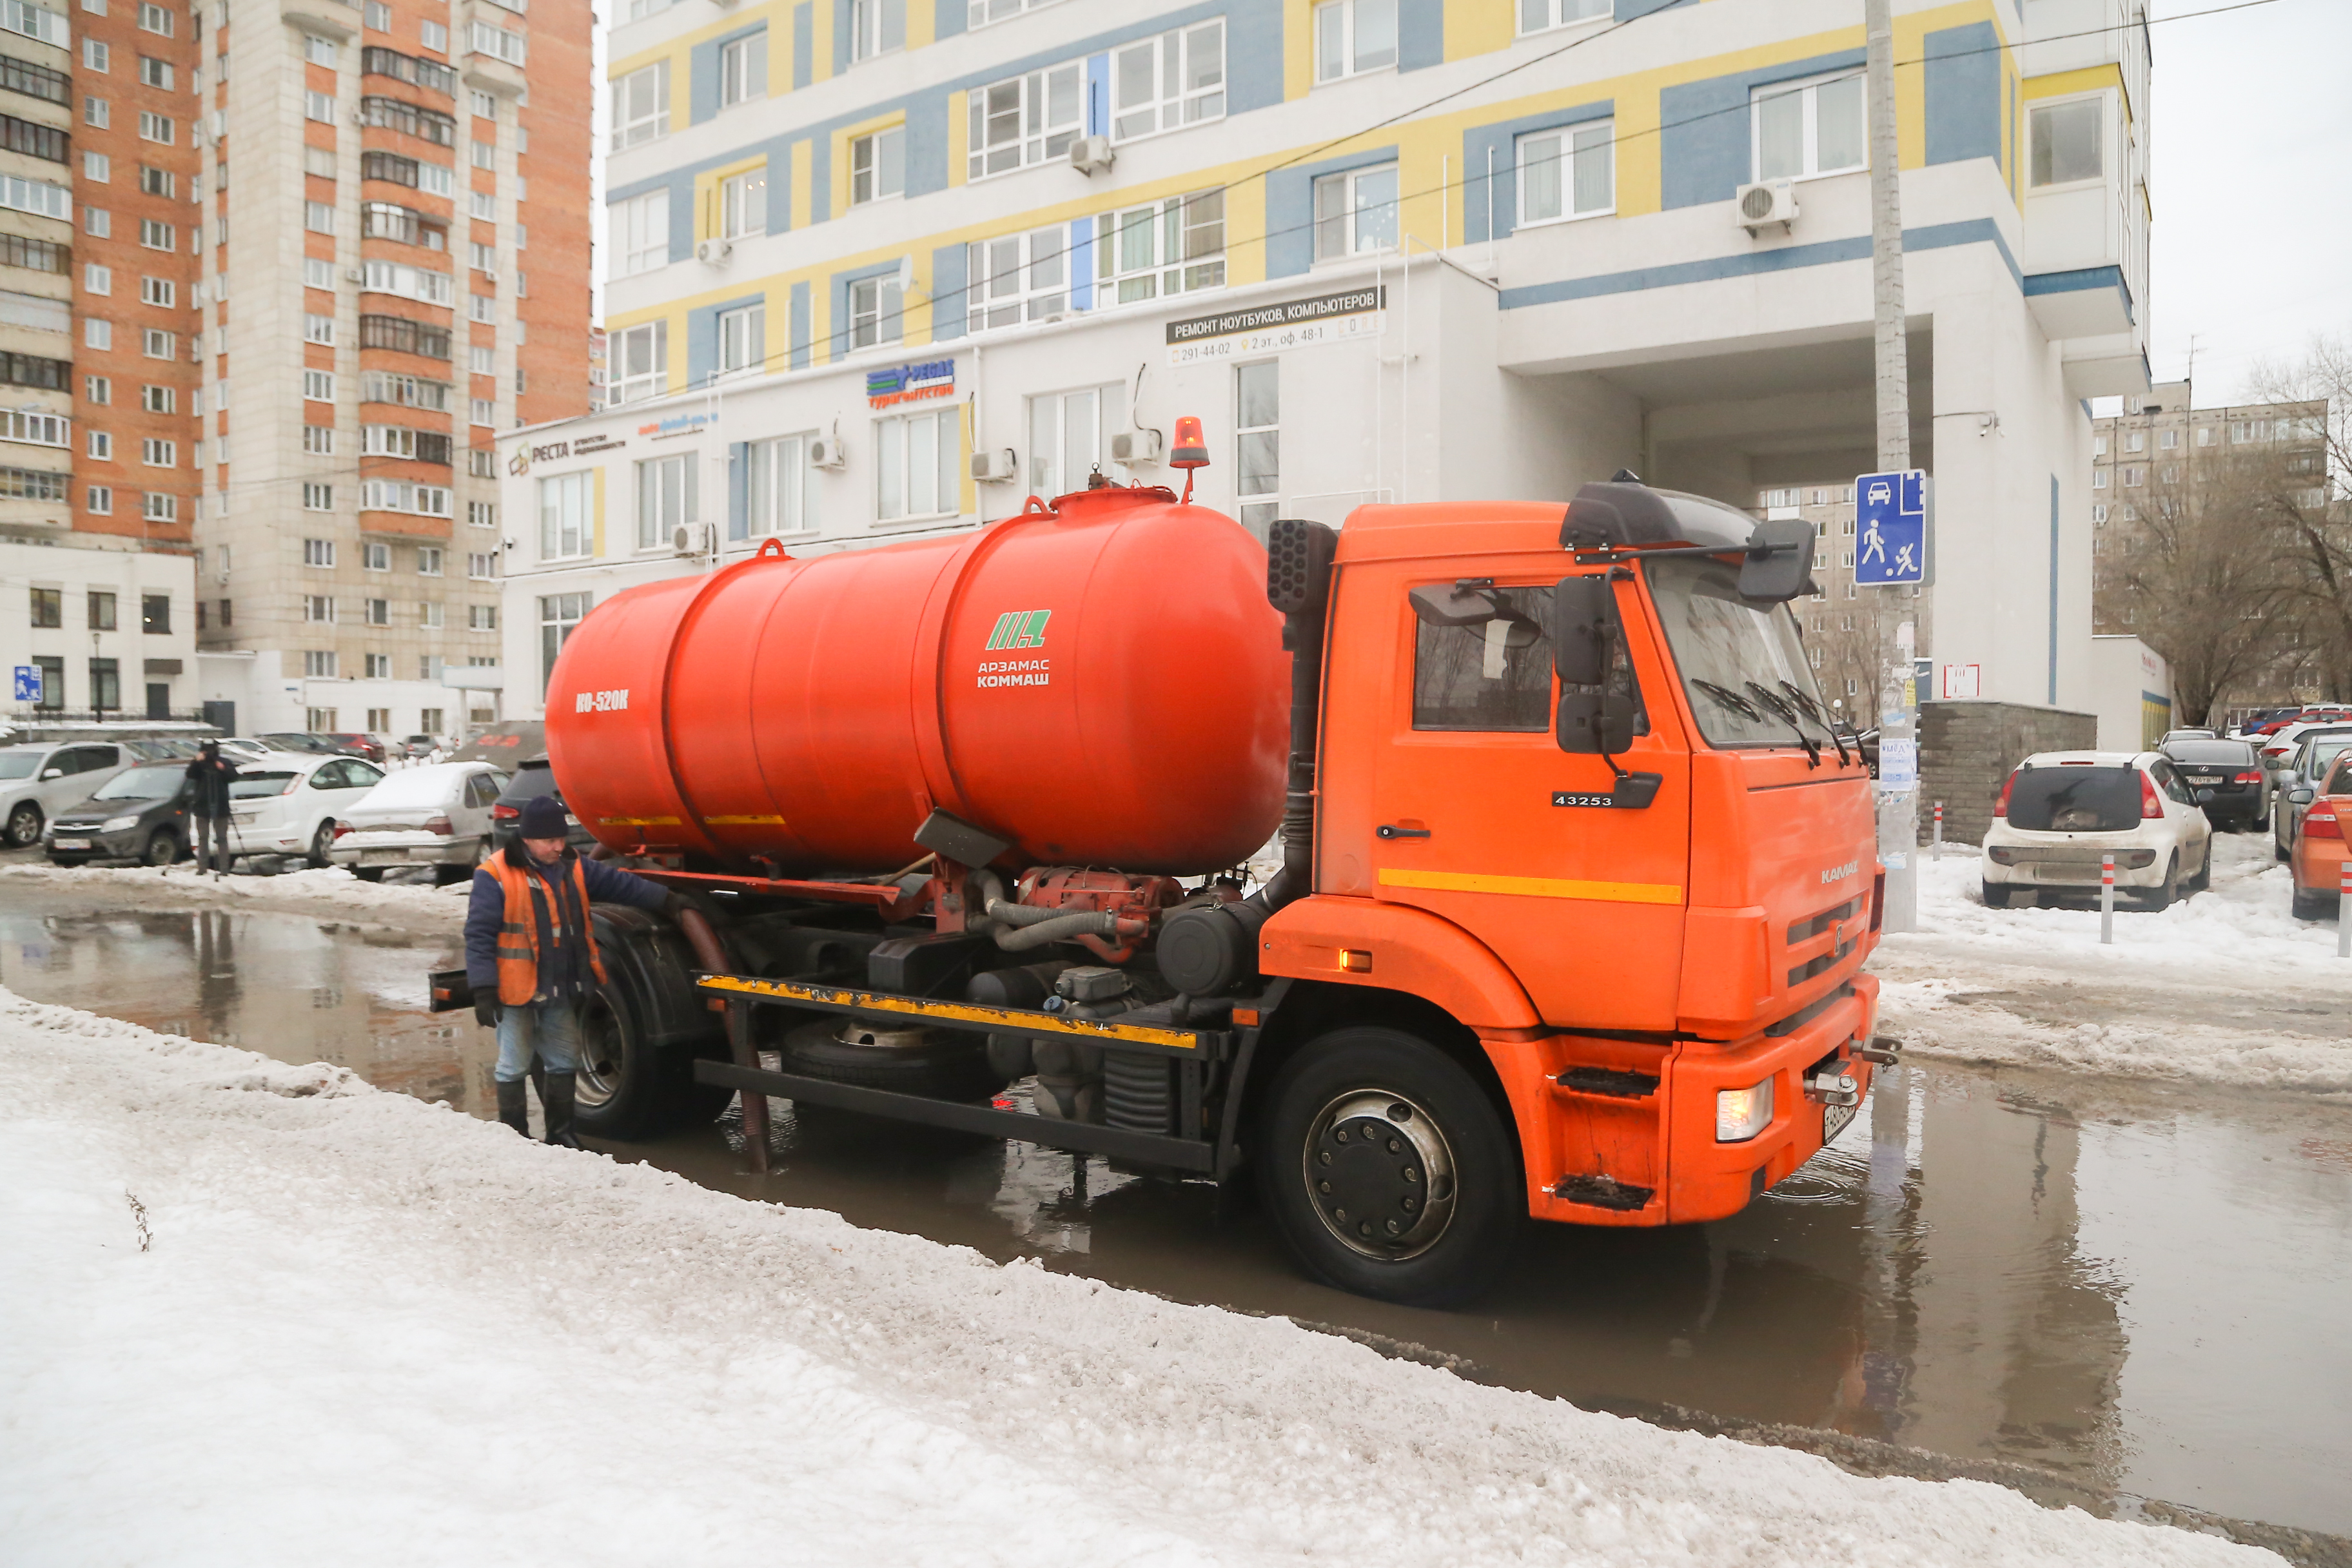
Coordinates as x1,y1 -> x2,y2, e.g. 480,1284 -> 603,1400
1378,867 -> 1684,906
696,974 -> 1203,1050
702,814 -> 787,826
600,815 -> 681,827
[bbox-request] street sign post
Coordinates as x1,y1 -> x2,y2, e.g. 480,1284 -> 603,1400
1855,469 -> 1928,586
12,665 -> 39,703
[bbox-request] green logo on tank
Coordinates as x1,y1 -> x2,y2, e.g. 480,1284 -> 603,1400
984,609 -> 1052,651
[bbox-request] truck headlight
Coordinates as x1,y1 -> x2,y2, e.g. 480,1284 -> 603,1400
102,814 -> 139,832
1716,1079 -> 1774,1142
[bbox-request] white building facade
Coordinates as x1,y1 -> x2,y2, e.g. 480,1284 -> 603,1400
500,0 -> 2151,719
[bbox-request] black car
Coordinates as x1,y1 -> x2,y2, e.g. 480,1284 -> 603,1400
2160,736 -> 2268,831
44,761 -> 195,865
489,755 -> 596,854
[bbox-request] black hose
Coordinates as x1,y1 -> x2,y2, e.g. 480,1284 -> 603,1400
992,909 -> 1121,952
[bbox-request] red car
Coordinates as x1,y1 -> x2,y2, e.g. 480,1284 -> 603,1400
322,732 -> 387,764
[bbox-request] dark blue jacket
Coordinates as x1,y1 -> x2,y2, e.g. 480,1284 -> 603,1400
464,845 -> 670,1003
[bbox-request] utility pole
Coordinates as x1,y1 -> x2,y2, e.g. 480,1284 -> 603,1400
1865,0 -> 1920,934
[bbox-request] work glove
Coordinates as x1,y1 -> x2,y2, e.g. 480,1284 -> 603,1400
474,996 -> 501,1030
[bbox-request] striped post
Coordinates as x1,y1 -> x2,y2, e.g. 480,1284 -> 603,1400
2099,852 -> 2116,945
2339,860 -> 2351,960
1932,801 -> 1944,859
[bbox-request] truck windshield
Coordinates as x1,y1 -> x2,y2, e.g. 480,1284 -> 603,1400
1645,556 -> 1834,749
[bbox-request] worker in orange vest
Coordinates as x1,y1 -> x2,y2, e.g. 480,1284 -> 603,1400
462,794 -> 673,1144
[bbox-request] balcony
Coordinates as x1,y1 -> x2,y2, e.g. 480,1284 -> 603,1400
280,0 -> 355,41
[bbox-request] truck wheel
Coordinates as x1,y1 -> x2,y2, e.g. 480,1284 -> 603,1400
779,1017 -> 1006,1103
1255,1026 -> 1522,1307
570,981 -> 727,1139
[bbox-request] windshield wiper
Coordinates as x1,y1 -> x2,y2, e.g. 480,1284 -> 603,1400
1691,680 -> 1763,723
1747,682 -> 1822,769
1779,680 -> 1851,766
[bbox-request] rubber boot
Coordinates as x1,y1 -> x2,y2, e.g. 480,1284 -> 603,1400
495,1077 -> 529,1137
540,1071 -> 583,1149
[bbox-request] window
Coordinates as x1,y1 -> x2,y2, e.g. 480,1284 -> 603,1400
359,315 -> 453,359
28,584 -> 59,625
2125,429 -> 2144,452
300,482 -> 333,509
0,53 -> 67,104
304,536 -> 336,567
968,225 -> 1068,329
1411,584 -> 1562,732
141,328 -> 175,358
468,20 -> 524,66
1235,360 -> 1278,536
422,17 -> 447,52
362,424 -> 453,464
142,491 -> 175,522
0,464 -> 64,499
470,240 -> 495,272
467,551 -> 495,580
539,591 -> 590,694
466,602 -> 496,631
2159,427 -> 2178,449
609,320 -> 665,405
1311,164 -> 1397,260
304,425 -> 336,455
1518,121 -> 1613,224
2092,434 -> 2108,456
358,480 -> 453,517
0,349 -> 68,389
467,88 -> 494,119
85,483 -> 109,512
361,95 -> 456,146
1752,72 -> 1865,182
849,128 -> 901,206
875,407 -> 958,522
613,189 -> 668,277
468,498 -> 495,526
2092,504 -> 2108,524
630,454 -> 695,550
720,167 -> 766,237
361,260 -> 455,306
304,312 -> 335,346
304,257 -> 334,289
469,344 -> 493,373
141,383 -> 173,412
0,408 -> 67,445
83,93 -> 106,127
2030,97 -> 2102,188
82,149 -> 109,181
848,0 -> 903,61
83,37 -> 107,70
966,63 -> 1081,180
1314,0 -> 1396,83
1097,190 -> 1225,303
470,396 -> 493,424
2122,466 -> 2143,487
1112,21 -> 1224,142
612,63 -> 668,150
1519,0 -> 1607,32
306,651 -> 338,679
135,0 -> 168,34
418,545 -> 444,574
470,136 -> 495,170
304,369 -> 335,401
88,657 -> 119,710
538,470 -> 589,559
137,110 -> 173,144
80,204 -> 108,235
141,436 -> 175,466
138,55 -> 172,89
141,593 -> 169,634
86,430 -> 111,459
719,34 -> 763,108
847,273 -> 901,350
137,276 -> 175,309
84,317 -> 112,350
716,302 -> 763,375
139,218 -> 176,250
741,434 -> 815,537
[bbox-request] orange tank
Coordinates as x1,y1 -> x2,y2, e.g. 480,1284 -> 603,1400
544,485 -> 1288,876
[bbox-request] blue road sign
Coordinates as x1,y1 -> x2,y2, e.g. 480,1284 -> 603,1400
1854,469 -> 1927,585
12,665 -> 39,702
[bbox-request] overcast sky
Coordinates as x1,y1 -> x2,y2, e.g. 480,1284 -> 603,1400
2145,0 -> 2352,402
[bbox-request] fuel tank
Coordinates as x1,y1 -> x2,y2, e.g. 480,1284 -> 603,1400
544,485 -> 1288,876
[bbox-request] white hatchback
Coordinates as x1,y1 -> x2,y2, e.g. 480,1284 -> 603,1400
1980,750 -> 2214,910
224,752 -> 388,866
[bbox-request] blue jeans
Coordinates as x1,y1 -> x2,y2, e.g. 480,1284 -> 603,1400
494,999 -> 580,1083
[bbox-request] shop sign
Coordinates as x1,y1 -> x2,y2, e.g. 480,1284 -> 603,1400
867,359 -> 956,409
1164,287 -> 1386,366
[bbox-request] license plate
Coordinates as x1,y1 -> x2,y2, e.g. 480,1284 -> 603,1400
2190,774 -> 2222,785
52,838 -> 90,850
1823,1100 -> 1859,1142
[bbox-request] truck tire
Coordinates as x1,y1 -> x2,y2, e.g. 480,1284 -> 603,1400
571,981 -> 729,1139
780,1017 -> 1006,1103
1255,1026 -> 1522,1307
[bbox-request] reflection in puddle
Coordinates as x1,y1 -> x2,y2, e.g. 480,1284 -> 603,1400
3,897 -> 2347,1536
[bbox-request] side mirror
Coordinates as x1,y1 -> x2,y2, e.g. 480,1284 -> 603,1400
2289,787 -> 2315,805
1548,576 -> 1632,755
1738,519 -> 1817,602
41,768 -> 61,780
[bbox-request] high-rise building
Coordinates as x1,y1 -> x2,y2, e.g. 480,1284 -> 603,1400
1,0 -> 593,743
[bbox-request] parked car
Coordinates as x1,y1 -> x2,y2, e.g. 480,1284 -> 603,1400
224,752 -> 389,867
451,720 -> 545,767
217,737 -> 272,763
2158,728 -> 2217,745
0,741 -> 131,848
2287,755 -> 2352,920
2271,727 -> 2352,861
398,734 -> 447,760
43,761 -> 195,866
122,737 -> 204,761
327,761 -> 509,883
488,754 -> 594,854
2157,736 -> 2268,832
322,732 -> 388,764
255,731 -> 347,756
1981,751 -> 2214,910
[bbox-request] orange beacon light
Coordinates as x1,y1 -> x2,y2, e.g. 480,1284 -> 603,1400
1171,415 -> 1210,502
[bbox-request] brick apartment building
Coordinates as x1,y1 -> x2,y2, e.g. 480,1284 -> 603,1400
1,0 -> 591,741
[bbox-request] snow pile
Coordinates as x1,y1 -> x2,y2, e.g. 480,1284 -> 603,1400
1875,836 -> 2352,1095
0,861 -> 469,924
0,988 -> 2282,1567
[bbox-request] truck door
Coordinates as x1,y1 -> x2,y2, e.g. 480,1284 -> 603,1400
1324,558 -> 1690,1032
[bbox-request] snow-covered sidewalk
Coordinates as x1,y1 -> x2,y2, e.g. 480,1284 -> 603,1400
0,989 -> 2280,1566
0,861 -> 467,929
1873,835 -> 2352,1097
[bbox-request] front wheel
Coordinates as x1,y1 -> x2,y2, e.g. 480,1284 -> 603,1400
5,801 -> 40,848
142,828 -> 181,867
1255,1026 -> 1522,1307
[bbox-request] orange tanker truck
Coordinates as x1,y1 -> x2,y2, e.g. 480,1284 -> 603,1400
434,451 -> 1889,1304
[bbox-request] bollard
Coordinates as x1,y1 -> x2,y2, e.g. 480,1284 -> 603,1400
2099,852 -> 2115,945
1932,801 -> 1943,859
2340,859 -> 2351,960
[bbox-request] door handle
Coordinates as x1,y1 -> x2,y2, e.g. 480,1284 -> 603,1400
1376,824 -> 1431,839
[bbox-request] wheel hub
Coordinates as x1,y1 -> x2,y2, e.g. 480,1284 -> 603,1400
574,995 -> 625,1109
1301,1090 -> 1456,1261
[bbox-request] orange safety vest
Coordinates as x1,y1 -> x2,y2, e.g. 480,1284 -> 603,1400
491,848 -> 609,1006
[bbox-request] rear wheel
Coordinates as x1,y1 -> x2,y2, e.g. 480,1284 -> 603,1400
353,867 -> 386,883
5,801 -> 40,848
307,820 -> 335,868
2290,883 -> 2333,921
1255,1026 -> 1522,1307
571,981 -> 730,1139
2140,855 -> 2179,911
434,838 -> 486,887
1981,881 -> 2013,908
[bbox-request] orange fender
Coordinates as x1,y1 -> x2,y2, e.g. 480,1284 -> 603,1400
1259,894 -> 1541,1030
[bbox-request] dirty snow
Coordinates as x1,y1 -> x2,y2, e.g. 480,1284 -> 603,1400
1873,834 -> 2352,1095
0,988 -> 2282,1567
0,861 -> 468,926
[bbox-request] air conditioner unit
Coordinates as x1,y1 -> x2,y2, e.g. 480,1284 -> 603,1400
695,237 -> 732,266
970,447 -> 1016,484
1069,135 -> 1115,177
671,520 -> 715,557
1734,180 -> 1798,237
1110,428 -> 1162,466
482,269 -> 498,284
808,436 -> 846,469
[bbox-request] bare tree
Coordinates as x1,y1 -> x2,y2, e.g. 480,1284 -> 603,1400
2245,336 -> 2351,700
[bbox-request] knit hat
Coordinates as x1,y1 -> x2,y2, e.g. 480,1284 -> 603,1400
517,794 -> 570,839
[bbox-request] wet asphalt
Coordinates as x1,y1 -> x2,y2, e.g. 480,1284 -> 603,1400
3,879 -> 2347,1556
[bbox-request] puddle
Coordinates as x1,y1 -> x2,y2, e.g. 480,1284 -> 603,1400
4,898 -> 2348,1538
